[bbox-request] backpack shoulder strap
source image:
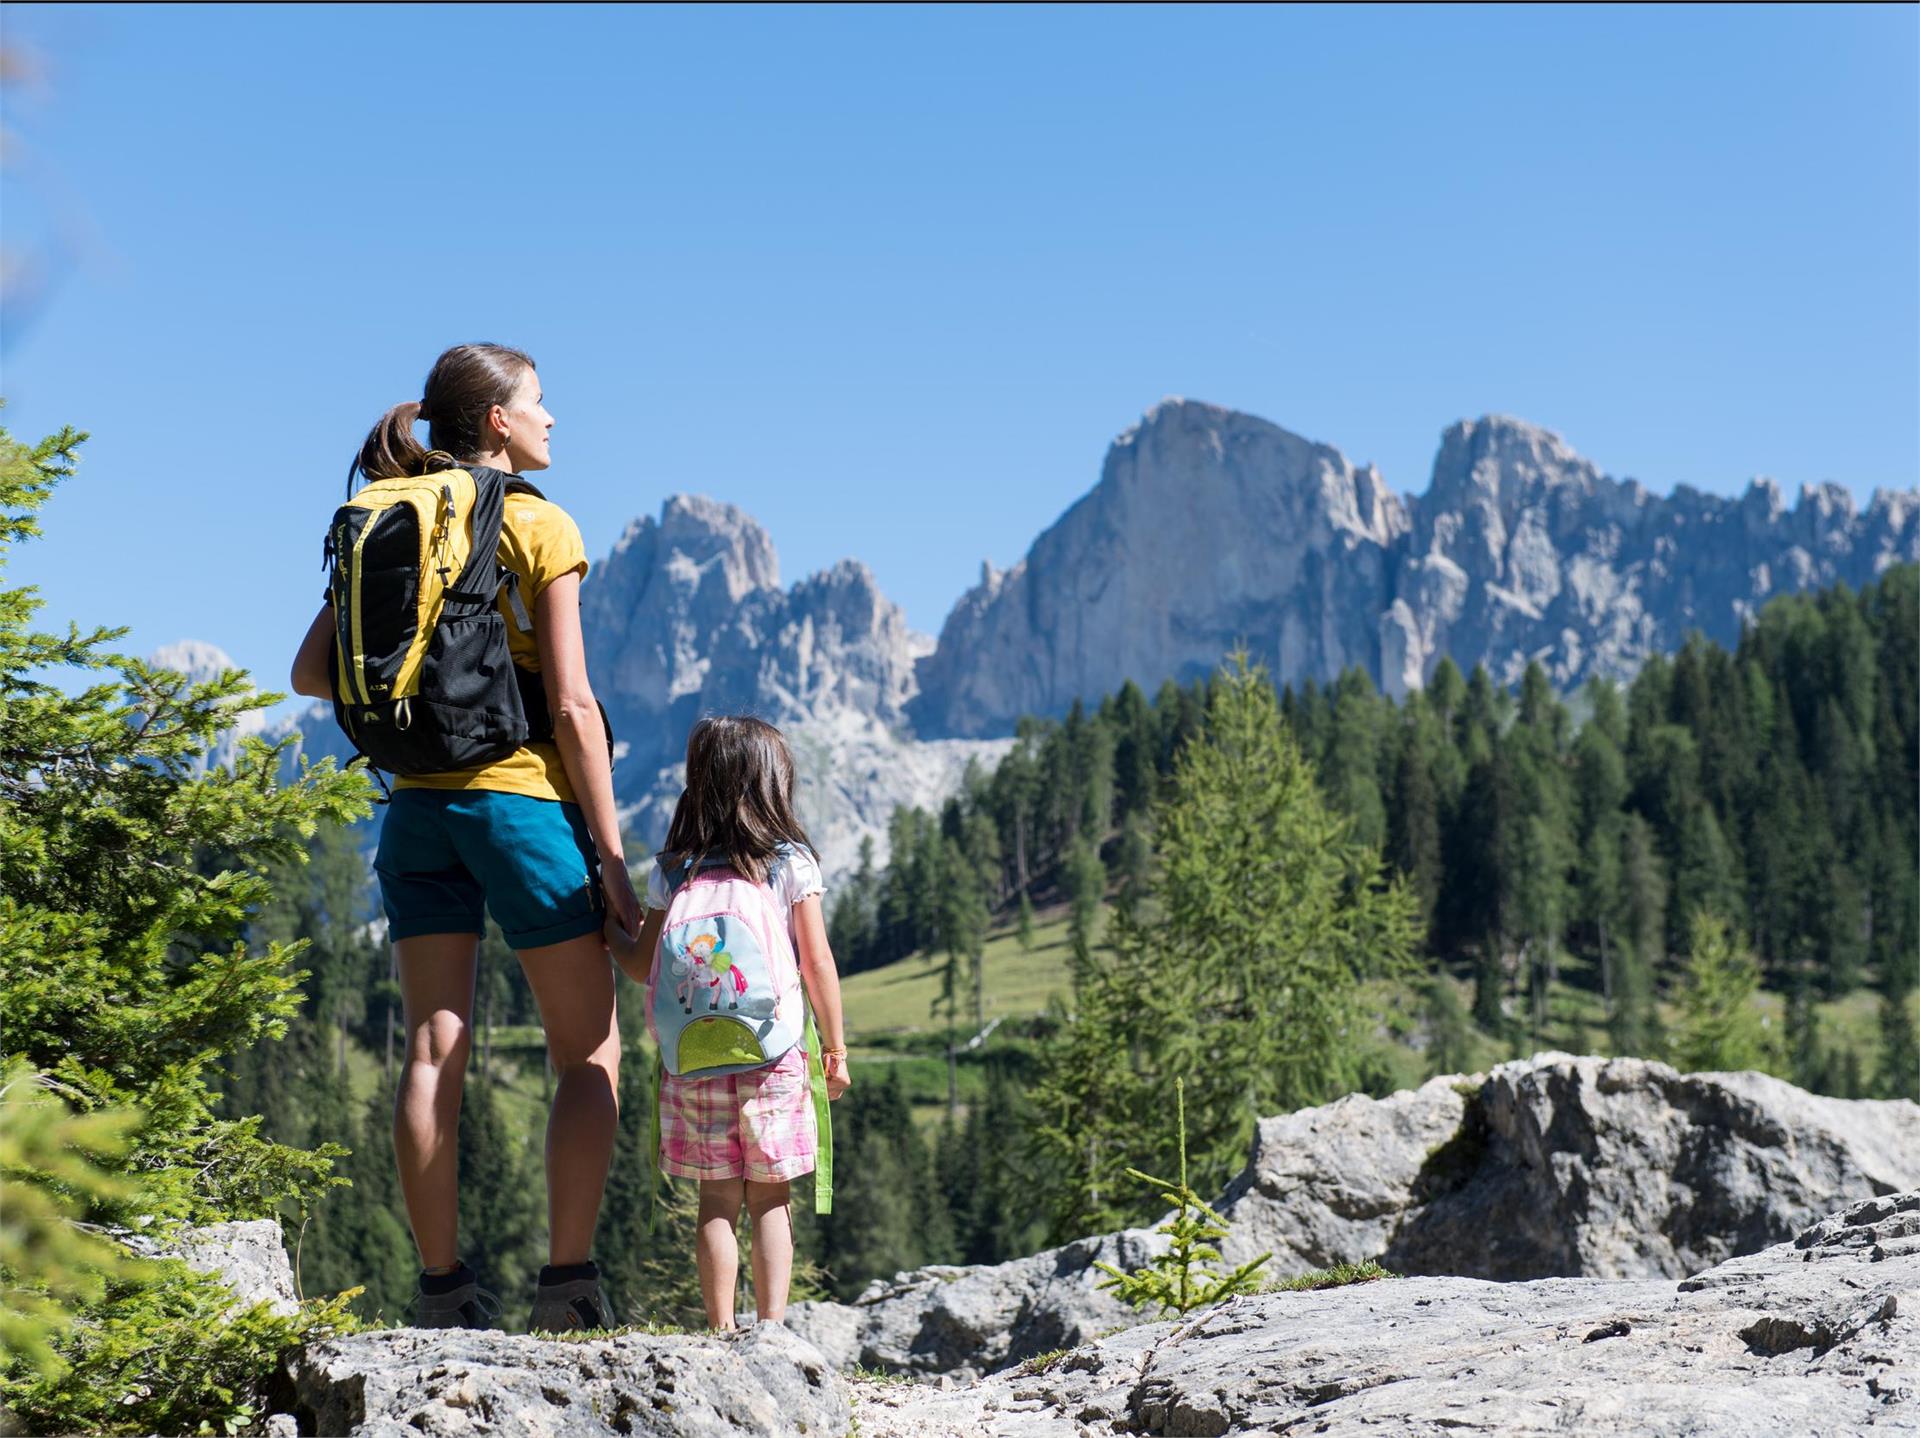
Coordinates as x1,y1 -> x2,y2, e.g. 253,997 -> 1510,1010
446,467 -> 508,593
441,467 -> 537,633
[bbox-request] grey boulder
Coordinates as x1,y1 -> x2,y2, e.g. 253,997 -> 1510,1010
848,1189 -> 1920,1437
134,1218 -> 301,1317
281,1321 -> 849,1437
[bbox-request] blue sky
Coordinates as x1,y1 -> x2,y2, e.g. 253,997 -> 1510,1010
3,4 -> 1914,723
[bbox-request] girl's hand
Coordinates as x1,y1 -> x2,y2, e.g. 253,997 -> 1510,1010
823,1050 -> 851,1101
609,906 -> 665,987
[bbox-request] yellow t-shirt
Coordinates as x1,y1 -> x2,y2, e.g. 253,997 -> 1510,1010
394,492 -> 590,804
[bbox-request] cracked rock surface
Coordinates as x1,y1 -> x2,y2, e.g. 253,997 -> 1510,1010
848,1190 -> 1920,1437
280,1320 -> 849,1437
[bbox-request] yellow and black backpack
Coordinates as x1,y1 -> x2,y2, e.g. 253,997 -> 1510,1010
324,458 -> 552,777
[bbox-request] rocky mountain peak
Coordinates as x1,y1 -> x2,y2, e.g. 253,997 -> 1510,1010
150,640 -> 266,774
911,399 -> 1411,737
151,638 -> 245,682
578,498 -> 1006,882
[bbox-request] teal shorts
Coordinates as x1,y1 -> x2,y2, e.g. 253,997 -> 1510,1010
374,788 -> 605,949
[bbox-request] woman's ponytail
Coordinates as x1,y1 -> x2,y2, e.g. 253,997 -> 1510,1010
345,343 -> 536,495
347,400 -> 430,493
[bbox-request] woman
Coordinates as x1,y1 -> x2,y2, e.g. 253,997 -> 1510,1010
291,343 -> 643,1330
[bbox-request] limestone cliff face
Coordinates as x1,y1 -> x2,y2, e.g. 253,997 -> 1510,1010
913,399 -> 1410,737
913,400 -> 1919,734
581,496 -> 1003,881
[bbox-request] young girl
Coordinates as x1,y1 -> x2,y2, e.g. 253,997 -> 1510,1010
611,715 -> 851,1328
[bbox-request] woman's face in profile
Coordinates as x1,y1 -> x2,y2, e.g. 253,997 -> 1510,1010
499,366 -> 554,472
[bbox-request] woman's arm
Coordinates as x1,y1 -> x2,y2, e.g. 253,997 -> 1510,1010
793,894 -> 850,1098
534,570 -> 643,939
290,605 -> 334,699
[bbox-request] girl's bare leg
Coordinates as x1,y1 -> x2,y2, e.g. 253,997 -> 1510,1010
516,932 -> 621,1266
393,933 -> 480,1270
696,1177 -> 745,1328
745,1178 -> 794,1321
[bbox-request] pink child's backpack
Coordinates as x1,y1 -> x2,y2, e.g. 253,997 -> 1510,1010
647,854 -> 805,1078
645,851 -> 834,1211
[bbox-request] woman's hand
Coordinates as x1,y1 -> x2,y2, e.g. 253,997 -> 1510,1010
823,1051 -> 851,1101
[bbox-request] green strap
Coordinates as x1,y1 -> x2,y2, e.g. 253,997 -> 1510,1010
648,1045 -> 666,1229
804,1008 -> 833,1215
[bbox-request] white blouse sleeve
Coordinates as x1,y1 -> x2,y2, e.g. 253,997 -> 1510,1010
779,847 -> 826,909
644,860 -> 670,912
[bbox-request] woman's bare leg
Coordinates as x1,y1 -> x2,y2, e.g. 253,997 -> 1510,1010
745,1179 -> 794,1321
393,933 -> 480,1270
516,932 -> 620,1266
696,1177 -> 745,1328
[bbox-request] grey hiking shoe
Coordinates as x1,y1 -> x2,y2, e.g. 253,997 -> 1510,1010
410,1263 -> 502,1329
527,1261 -> 612,1333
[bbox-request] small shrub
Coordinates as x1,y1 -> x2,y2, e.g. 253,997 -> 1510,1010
1092,1079 -> 1271,1317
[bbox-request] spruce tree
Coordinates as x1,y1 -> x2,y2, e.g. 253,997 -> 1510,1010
1386,710 -> 1444,931
1671,911 -> 1768,1073
1069,653 -> 1423,1201
460,1075 -> 549,1316
0,421 -> 369,1431
1610,815 -> 1666,1057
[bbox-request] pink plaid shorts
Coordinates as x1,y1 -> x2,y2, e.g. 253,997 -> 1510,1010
658,1046 -> 817,1183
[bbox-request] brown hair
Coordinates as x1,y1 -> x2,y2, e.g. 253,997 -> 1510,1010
660,715 -> 817,885
348,342 -> 536,492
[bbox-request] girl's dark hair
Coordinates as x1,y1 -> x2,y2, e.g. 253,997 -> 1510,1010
661,716 -> 817,886
348,342 -> 536,492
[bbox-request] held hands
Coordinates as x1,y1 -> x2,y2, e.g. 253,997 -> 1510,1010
606,916 -> 649,985
603,865 -> 644,939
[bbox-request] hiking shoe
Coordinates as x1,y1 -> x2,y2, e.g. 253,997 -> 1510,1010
527,1260 -> 612,1333
409,1262 -> 503,1329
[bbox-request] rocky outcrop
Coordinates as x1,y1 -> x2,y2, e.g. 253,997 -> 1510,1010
281,1322 -> 849,1437
786,1227 -> 1169,1380
254,1189 -> 1920,1436
787,1053 -> 1920,1376
137,1218 -> 300,1317
913,399 -> 1919,734
850,1189 -> 1920,1437
1219,1051 -> 1920,1280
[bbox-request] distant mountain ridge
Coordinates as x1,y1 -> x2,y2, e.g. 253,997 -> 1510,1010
911,399 -> 1919,736
244,399 -> 1915,880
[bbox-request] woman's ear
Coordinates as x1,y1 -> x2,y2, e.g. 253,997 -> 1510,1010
488,402 -> 511,444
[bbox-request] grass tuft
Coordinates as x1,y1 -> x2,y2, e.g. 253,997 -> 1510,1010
1267,1259 -> 1397,1292
1014,1347 -> 1072,1376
